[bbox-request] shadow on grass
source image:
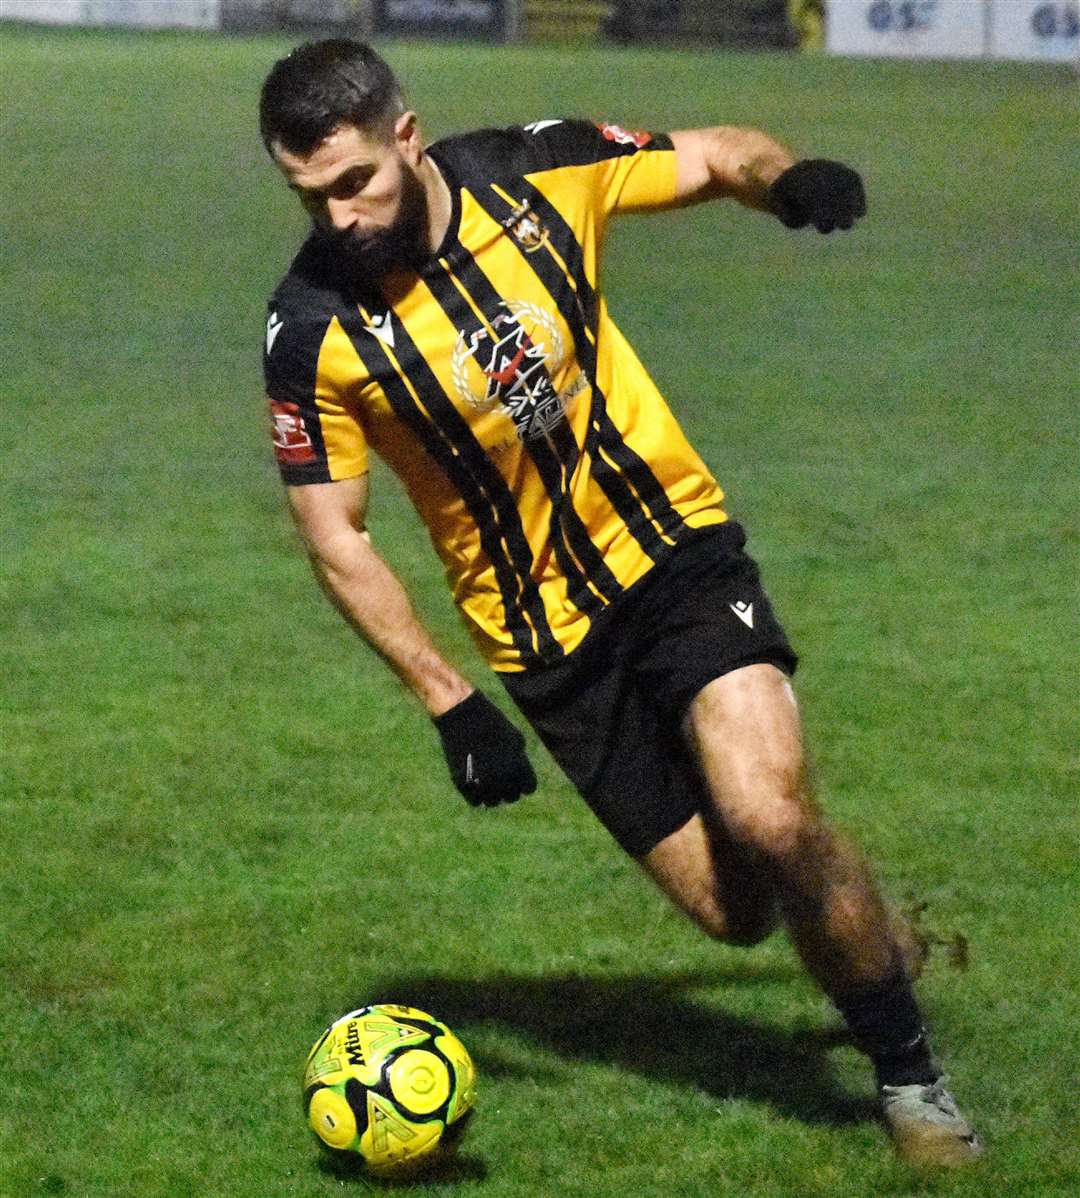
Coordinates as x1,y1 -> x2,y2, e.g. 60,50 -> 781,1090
371,967 -> 873,1129
315,1150 -> 488,1187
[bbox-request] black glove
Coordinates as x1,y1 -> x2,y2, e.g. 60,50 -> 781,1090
434,691 -> 537,807
768,159 -> 867,234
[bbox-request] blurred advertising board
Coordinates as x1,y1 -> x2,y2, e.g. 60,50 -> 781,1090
989,1 -> 1079,61
1,0 -> 221,25
825,0 -> 1079,61
825,0 -> 986,58
373,0 -> 513,39
603,0 -> 798,47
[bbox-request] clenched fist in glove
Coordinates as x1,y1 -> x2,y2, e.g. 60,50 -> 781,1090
434,690 -> 537,807
768,159 -> 867,234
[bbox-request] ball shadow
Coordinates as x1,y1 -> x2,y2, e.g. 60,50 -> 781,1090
315,1149 -> 488,1187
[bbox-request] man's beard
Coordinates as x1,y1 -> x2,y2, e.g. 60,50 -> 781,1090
321,166 -> 429,279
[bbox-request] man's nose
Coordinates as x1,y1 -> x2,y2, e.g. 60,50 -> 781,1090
326,196 -> 357,232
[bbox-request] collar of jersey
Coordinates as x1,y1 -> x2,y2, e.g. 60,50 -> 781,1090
422,144 -> 463,272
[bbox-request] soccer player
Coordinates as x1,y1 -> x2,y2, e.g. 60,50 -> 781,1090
258,39 -> 981,1167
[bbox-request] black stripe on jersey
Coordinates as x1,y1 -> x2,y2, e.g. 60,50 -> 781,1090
264,311 -> 333,486
428,253 -> 622,611
469,184 -> 688,558
334,303 -> 562,665
507,184 -> 687,545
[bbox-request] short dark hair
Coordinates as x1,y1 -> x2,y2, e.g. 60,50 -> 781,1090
259,39 -> 405,155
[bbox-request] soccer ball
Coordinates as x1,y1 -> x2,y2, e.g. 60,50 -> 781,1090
303,1003 -> 476,1175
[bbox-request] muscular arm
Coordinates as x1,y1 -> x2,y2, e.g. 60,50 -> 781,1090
670,126 -> 795,210
286,475 -> 472,717
669,126 -> 865,233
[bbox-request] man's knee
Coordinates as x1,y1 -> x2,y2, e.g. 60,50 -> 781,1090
729,788 -> 824,865
686,664 -> 816,859
686,892 -> 779,947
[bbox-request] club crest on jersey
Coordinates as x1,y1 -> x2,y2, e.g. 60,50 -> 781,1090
451,300 -> 578,442
501,200 -> 550,254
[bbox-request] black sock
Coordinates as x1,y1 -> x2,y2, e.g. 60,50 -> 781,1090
833,968 -> 941,1088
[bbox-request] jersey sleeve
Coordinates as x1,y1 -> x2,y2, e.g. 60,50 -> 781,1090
262,301 -> 369,487
517,119 -> 679,217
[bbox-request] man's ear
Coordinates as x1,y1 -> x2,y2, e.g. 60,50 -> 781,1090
394,111 -> 422,163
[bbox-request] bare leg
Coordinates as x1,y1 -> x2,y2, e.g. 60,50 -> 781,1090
640,663 -> 982,1165
640,810 -> 780,946
678,663 -> 898,993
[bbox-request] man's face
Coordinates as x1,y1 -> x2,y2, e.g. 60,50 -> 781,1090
272,116 -> 428,275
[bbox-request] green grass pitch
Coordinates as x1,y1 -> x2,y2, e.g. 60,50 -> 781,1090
1,20 -> 1078,1198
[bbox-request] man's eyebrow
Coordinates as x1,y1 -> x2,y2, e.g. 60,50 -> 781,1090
288,165 -> 374,198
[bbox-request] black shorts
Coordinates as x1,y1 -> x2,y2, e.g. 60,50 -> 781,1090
501,524 -> 797,857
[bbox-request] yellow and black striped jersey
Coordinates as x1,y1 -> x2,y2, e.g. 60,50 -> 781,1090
264,118 -> 728,671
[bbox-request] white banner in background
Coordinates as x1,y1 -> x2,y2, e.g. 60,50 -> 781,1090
826,0 -> 987,58
1,0 -> 83,20
990,1 -> 1080,61
827,0 -> 1080,60
1,0 -> 221,27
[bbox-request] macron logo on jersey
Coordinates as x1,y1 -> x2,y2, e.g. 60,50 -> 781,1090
364,312 -> 395,349
266,311 -> 284,355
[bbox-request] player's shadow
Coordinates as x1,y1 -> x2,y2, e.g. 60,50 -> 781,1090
372,966 -> 873,1128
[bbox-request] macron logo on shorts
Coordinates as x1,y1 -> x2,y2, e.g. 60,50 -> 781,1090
730,601 -> 755,629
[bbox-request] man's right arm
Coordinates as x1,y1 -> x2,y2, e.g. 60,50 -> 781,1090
285,475 -> 537,806
287,474 -> 472,718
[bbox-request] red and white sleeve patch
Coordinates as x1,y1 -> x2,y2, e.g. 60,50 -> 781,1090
269,399 -> 317,466
596,122 -> 653,149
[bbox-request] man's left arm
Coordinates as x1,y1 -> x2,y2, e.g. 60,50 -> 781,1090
670,127 -> 867,233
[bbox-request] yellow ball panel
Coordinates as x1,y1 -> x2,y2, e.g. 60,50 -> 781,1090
303,1036 -> 350,1090
360,1016 -> 428,1059
386,1049 -> 451,1115
360,1090 -> 443,1173
308,1087 -> 358,1151
436,1031 -> 477,1122
371,1003 -> 438,1023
